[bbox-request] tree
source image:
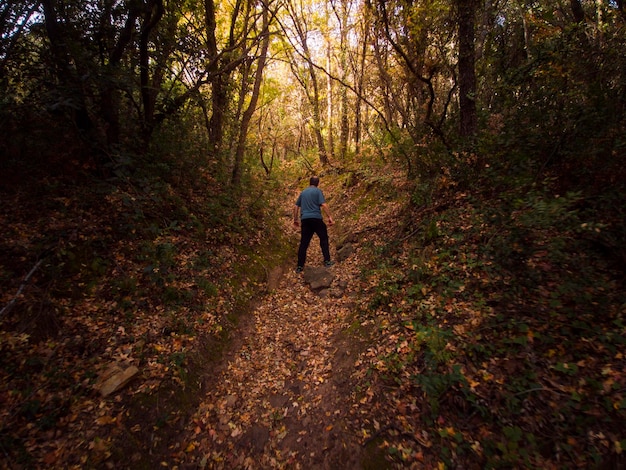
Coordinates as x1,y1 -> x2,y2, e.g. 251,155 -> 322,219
281,0 -> 329,166
330,0 -> 351,160
349,0 -> 372,154
231,2 -> 273,186
205,0 -> 237,164
0,0 -> 40,75
40,0 -> 95,134
371,0 -> 455,155
138,0 -> 166,146
456,0 -> 478,140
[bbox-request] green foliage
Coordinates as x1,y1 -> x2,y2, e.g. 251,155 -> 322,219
410,180 -> 436,207
358,145 -> 625,466
2,0 -> 625,467
479,9 -> 626,190
196,278 -> 219,297
414,326 -> 454,366
422,218 -> 440,244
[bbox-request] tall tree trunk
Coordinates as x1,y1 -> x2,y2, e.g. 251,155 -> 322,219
284,0 -> 328,166
309,67 -> 329,166
205,0 -> 222,158
139,0 -> 164,147
373,37 -> 394,127
41,0 -> 93,133
300,32 -> 328,165
99,3 -> 138,147
337,0 -> 350,160
326,45 -> 335,160
231,8 -> 271,186
521,8 -> 532,60
208,77 -> 228,159
457,0 -> 478,139
353,5 -> 370,155
571,0 -> 585,22
205,0 -> 239,165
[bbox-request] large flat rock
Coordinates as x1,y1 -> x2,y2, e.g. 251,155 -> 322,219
302,266 -> 335,289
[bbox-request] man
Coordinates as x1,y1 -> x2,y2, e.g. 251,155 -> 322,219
293,176 -> 334,273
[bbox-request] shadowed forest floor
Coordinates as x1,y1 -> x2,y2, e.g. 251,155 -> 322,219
176,184 -> 401,468
1,168 -> 625,469
179,254 -> 370,468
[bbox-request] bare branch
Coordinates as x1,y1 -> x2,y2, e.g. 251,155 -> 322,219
0,259 -> 44,319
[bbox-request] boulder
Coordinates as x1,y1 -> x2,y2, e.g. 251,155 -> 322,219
302,266 -> 335,290
336,242 -> 354,262
335,228 -> 358,250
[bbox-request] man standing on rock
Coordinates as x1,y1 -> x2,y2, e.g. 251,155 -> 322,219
293,176 -> 334,273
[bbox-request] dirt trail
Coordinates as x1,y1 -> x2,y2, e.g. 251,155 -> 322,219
180,246 -> 372,469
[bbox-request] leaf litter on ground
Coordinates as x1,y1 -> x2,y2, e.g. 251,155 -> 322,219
178,210 -> 376,469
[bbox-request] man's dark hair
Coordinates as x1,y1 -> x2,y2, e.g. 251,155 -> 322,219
310,176 -> 320,186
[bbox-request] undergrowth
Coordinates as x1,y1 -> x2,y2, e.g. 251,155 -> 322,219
356,168 -> 626,468
0,150 -> 291,466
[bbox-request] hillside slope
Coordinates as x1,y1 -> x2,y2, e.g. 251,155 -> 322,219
325,168 -> 626,468
1,164 -> 624,468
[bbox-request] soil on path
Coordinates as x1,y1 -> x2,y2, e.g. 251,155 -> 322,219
180,252 -> 372,469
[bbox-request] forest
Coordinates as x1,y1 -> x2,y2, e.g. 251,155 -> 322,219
1,0 -> 625,467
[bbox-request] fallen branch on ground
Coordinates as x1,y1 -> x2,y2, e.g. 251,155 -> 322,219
0,259 -> 44,319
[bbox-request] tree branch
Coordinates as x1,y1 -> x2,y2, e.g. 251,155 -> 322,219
0,259 -> 44,319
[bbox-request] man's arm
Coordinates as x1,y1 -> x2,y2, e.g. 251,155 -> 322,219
293,205 -> 300,226
320,203 -> 334,226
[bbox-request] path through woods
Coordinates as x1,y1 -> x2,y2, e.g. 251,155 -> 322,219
179,204 -> 379,468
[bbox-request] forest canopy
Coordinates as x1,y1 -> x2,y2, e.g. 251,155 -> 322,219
1,0 -> 623,185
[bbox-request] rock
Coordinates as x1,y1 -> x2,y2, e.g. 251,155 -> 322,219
302,266 -> 335,290
336,242 -> 354,261
97,364 -> 139,397
335,229 -> 357,250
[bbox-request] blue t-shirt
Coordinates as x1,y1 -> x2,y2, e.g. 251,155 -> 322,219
296,186 -> 325,220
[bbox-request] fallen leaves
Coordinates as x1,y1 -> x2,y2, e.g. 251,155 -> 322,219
0,173 -> 295,468
3,169 -> 624,469
349,184 -> 626,469
172,223 -> 373,468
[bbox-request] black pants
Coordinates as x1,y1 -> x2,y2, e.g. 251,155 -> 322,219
297,218 -> 330,267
